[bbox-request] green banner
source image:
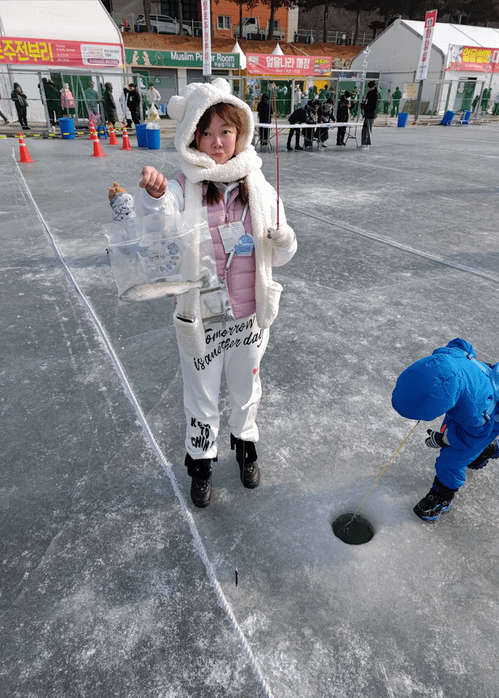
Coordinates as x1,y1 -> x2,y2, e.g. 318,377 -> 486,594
126,48 -> 239,70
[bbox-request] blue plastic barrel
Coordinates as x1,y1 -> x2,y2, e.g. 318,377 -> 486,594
461,110 -> 471,124
441,110 -> 455,126
146,126 -> 160,150
397,112 -> 409,128
135,123 -> 147,147
58,117 -> 75,139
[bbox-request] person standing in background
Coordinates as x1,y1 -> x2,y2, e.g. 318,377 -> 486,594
120,85 -> 132,128
126,83 -> 141,126
84,80 -> 101,130
359,81 -> 378,149
41,78 -> 63,127
256,93 -> 272,146
146,83 -> 161,110
103,82 -> 119,127
11,82 -> 29,129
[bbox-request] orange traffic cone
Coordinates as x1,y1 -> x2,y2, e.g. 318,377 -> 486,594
108,124 -> 118,145
18,132 -> 35,163
91,129 -> 107,158
121,127 -> 133,151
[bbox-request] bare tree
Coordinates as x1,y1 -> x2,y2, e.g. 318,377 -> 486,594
261,0 -> 299,40
178,0 -> 184,34
143,0 -> 152,32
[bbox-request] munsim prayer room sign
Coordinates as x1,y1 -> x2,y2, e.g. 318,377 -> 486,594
246,54 -> 332,76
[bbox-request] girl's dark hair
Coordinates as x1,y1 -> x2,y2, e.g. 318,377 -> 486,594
189,102 -> 249,206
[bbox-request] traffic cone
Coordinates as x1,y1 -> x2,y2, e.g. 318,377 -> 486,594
91,129 -> 107,157
108,124 -> 118,145
18,132 -> 35,163
121,127 -> 133,151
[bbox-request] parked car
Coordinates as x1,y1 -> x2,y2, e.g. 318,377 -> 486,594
233,17 -> 285,40
135,15 -> 192,36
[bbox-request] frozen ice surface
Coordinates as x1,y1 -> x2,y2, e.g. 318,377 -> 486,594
1,123 -> 499,697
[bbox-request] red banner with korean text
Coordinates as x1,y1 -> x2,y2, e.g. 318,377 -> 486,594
446,45 -> 499,73
0,37 -> 123,68
246,54 -> 331,77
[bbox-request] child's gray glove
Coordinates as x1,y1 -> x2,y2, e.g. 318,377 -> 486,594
425,429 -> 448,448
267,225 -> 295,248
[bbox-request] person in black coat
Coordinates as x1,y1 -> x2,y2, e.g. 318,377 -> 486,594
256,93 -> 272,146
315,98 -> 335,148
336,91 -> 353,146
360,81 -> 379,148
11,82 -> 29,129
126,83 -> 141,125
41,78 -> 63,126
287,102 -> 316,150
103,83 -> 118,126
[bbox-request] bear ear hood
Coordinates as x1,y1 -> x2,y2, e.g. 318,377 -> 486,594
167,78 -> 255,166
391,354 -> 462,421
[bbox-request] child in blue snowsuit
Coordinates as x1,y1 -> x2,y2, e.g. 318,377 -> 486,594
392,338 -> 499,522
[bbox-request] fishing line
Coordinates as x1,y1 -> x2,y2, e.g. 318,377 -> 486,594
345,420 -> 420,527
13,150 -> 276,698
333,420 -> 420,545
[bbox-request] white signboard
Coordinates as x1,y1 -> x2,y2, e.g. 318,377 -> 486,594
201,0 -> 211,77
415,10 -> 437,82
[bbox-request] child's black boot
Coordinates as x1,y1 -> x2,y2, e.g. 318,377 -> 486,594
467,438 -> 499,470
230,435 -> 260,489
413,477 -> 456,523
185,453 -> 215,508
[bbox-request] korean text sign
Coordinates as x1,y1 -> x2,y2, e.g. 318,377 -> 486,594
0,37 -> 123,67
415,10 -> 437,82
246,54 -> 331,76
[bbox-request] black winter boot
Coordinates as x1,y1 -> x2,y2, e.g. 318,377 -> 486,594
230,434 -> 260,489
413,476 -> 456,523
185,453 -> 215,508
467,438 -> 499,470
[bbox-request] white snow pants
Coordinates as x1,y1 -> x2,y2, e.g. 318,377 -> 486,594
177,314 -> 270,460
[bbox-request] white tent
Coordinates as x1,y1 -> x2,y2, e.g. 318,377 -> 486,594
0,0 -> 125,124
350,19 -> 499,114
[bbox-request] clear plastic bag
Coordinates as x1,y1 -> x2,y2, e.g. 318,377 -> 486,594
103,207 -> 218,301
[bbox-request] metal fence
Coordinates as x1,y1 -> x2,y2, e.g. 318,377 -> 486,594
374,78 -> 495,123
293,29 -> 374,46
0,67 -> 153,132
111,11 -> 373,45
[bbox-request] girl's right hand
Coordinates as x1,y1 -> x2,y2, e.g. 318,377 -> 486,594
139,166 -> 167,199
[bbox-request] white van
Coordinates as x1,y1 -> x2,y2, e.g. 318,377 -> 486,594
135,15 -> 192,36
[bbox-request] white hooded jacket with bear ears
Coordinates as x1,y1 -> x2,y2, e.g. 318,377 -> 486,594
139,78 -> 296,332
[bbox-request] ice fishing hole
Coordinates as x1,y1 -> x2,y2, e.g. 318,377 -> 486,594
332,513 -> 375,545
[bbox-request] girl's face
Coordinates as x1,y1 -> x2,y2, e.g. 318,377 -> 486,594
198,113 -> 237,165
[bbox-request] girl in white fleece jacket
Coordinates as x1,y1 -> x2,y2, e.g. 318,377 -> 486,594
138,79 -> 297,508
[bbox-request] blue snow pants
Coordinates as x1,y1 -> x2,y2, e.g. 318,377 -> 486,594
435,419 -> 499,490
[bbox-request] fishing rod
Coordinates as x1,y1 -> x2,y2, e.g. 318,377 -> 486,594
272,87 -> 280,230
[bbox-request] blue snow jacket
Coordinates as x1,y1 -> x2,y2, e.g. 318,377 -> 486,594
392,338 -> 499,489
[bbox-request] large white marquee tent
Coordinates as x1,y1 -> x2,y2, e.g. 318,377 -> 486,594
350,19 -> 499,115
0,0 -> 124,125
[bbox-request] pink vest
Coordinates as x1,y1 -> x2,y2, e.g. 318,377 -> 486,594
176,175 -> 256,319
